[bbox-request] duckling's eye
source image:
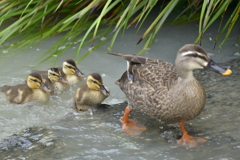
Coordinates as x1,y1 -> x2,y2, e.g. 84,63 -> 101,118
51,73 -> 57,76
92,80 -> 98,84
31,79 -> 38,82
66,65 -> 75,70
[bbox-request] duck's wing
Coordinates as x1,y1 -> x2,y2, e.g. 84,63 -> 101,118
109,53 -> 177,89
133,62 -> 177,89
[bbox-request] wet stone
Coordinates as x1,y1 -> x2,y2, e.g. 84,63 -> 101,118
0,127 -> 64,159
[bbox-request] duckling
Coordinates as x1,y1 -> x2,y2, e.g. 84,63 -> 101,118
58,59 -> 85,85
0,72 -> 51,104
73,73 -> 110,112
33,59 -> 84,86
108,44 -> 232,148
41,68 -> 68,94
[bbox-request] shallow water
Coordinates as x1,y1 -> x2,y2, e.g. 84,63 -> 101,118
0,12 -> 240,159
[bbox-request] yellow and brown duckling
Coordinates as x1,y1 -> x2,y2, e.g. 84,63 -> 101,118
33,59 -> 84,86
0,72 -> 51,104
58,59 -> 85,85
108,44 -> 232,148
40,68 -> 68,94
73,73 -> 110,112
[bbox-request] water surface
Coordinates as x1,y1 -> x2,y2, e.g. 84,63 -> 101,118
0,16 -> 240,159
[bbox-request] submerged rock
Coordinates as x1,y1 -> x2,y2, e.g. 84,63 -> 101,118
0,127 -> 63,159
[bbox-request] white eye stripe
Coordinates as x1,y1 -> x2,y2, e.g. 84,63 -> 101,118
181,51 -> 204,56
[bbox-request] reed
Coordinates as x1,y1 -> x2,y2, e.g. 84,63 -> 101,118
0,0 -> 239,61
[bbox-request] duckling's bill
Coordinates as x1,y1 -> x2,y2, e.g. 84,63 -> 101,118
100,85 -> 110,96
76,68 -> 85,77
206,59 -> 232,75
59,76 -> 68,84
40,82 -> 51,92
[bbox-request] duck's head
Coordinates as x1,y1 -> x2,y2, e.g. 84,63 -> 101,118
27,72 -> 51,92
48,68 -> 68,84
87,73 -> 110,96
175,44 -> 232,78
62,59 -> 85,77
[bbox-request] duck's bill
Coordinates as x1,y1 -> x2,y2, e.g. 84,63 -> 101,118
40,82 -> 51,92
58,76 -> 68,84
75,68 -> 85,77
100,85 -> 110,96
206,59 -> 232,75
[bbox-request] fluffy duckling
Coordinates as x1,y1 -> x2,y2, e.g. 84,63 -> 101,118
0,72 -> 51,104
58,59 -> 85,85
41,68 -> 68,94
73,73 -> 110,112
32,59 -> 84,86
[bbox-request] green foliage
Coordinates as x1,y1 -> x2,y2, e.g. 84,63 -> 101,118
0,0 -> 239,61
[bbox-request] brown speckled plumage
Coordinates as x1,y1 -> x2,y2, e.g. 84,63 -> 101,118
109,44 -> 232,146
111,44 -> 211,123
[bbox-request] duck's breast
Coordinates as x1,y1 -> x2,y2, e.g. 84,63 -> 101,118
152,80 -> 206,122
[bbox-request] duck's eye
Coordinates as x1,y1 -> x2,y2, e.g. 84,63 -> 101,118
192,53 -> 198,57
210,61 -> 215,65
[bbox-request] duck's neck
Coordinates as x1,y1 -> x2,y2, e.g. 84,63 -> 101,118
176,68 -> 195,81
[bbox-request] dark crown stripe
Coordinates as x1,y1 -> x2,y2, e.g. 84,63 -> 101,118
185,53 -> 209,62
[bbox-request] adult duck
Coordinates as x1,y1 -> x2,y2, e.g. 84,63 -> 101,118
108,44 -> 232,148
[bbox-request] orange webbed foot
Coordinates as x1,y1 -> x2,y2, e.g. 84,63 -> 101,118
122,119 -> 147,136
177,121 -> 207,148
177,135 -> 207,148
120,107 -> 147,136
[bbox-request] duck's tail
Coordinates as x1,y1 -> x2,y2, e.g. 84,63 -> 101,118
107,52 -> 123,56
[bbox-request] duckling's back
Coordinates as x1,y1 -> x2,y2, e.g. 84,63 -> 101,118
1,84 -> 33,104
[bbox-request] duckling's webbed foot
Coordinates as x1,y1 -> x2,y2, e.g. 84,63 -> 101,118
121,107 -> 147,136
177,121 -> 207,148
